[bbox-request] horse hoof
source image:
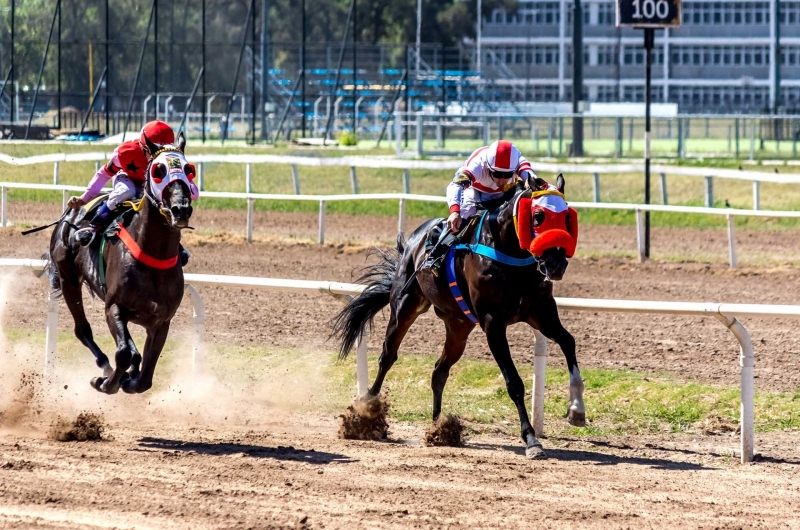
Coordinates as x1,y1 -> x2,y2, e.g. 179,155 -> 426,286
90,377 -> 106,391
121,379 -> 138,394
567,409 -> 586,427
526,444 -> 547,460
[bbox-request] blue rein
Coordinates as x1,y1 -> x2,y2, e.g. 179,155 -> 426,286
454,211 -> 538,267
445,211 -> 537,325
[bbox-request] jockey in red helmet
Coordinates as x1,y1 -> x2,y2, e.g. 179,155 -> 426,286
421,140 -> 537,271
68,121 -> 190,265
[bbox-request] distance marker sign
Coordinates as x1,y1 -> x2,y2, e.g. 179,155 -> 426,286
617,0 -> 681,27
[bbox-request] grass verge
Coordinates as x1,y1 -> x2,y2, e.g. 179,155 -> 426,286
4,328 -> 798,437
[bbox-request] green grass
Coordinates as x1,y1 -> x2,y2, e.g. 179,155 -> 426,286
6,328 -> 798,436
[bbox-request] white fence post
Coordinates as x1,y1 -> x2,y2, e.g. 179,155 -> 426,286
727,214 -> 737,268
398,198 -> 406,236
53,162 -> 59,185
184,285 -> 206,377
1,186 -> 6,227
660,173 -> 668,204
44,292 -> 59,380
355,332 -> 369,397
62,190 -> 69,212
197,162 -> 204,191
752,181 -> 760,210
704,176 -> 713,208
245,163 -> 252,193
592,173 -> 600,202
636,209 -> 646,263
714,314 -> 754,464
402,168 -> 411,194
350,167 -> 359,194
291,164 -> 301,195
318,200 -> 326,245
532,330 -> 548,437
246,199 -> 254,243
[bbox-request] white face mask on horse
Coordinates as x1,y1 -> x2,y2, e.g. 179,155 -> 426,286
147,146 -> 200,203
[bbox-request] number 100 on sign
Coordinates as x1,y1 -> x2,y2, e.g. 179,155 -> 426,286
617,0 -> 681,27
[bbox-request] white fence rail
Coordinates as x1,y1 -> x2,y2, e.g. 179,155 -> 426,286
3,257 -> 800,464
2,182 -> 799,267
4,151 -> 800,210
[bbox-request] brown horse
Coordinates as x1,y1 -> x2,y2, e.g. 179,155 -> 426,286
332,174 -> 585,459
44,133 -> 195,394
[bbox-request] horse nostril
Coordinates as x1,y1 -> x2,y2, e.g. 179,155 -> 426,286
171,205 -> 182,217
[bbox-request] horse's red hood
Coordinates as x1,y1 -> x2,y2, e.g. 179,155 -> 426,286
514,186 -> 578,258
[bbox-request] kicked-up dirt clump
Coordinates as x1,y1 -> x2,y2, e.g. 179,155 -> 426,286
338,394 -> 390,440
424,414 -> 465,447
49,412 -> 107,442
0,372 -> 42,428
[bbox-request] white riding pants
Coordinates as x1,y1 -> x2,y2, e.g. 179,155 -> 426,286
107,173 -> 142,210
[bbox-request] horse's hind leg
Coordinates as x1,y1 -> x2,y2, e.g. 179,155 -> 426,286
92,303 -> 133,394
58,267 -> 112,377
368,290 -> 429,396
431,314 -> 474,421
122,322 -> 170,394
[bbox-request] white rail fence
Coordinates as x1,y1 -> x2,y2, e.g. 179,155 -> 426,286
2,182 -> 800,268
3,257 -> 800,464
3,151 -> 800,210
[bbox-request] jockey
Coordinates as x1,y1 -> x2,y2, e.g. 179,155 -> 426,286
67,120 -> 191,265
422,140 -> 536,271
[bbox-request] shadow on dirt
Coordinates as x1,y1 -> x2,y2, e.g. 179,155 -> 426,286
136,437 -> 355,465
468,442 -> 711,470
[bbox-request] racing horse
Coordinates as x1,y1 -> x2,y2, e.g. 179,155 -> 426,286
331,174 -> 584,459
45,133 -> 196,394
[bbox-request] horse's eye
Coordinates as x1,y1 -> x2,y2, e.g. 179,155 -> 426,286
151,163 -> 167,182
533,209 -> 545,227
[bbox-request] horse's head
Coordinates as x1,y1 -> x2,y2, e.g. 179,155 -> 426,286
514,174 -> 578,281
142,132 -> 199,229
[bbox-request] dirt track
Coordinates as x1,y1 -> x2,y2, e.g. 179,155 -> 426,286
2,206 -> 800,528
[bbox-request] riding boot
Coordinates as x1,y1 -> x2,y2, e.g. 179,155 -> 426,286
179,244 -> 190,267
74,203 -> 115,246
421,227 -> 458,275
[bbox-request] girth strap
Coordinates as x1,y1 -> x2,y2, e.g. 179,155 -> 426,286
445,247 -> 479,326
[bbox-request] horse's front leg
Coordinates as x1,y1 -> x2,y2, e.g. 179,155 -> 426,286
122,321 -> 170,394
533,298 -> 585,427
484,314 -> 545,459
91,304 -> 133,394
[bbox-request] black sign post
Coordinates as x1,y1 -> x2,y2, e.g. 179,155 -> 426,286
617,0 -> 681,260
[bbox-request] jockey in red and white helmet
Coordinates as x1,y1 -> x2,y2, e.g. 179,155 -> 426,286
421,140 -> 537,272
445,140 -> 535,233
67,121 -> 190,265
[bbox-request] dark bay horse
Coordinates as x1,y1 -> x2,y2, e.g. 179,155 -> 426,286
332,174 -> 585,459
45,133 -> 195,394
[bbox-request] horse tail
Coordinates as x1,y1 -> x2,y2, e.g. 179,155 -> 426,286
38,252 -> 62,296
330,235 -> 404,358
